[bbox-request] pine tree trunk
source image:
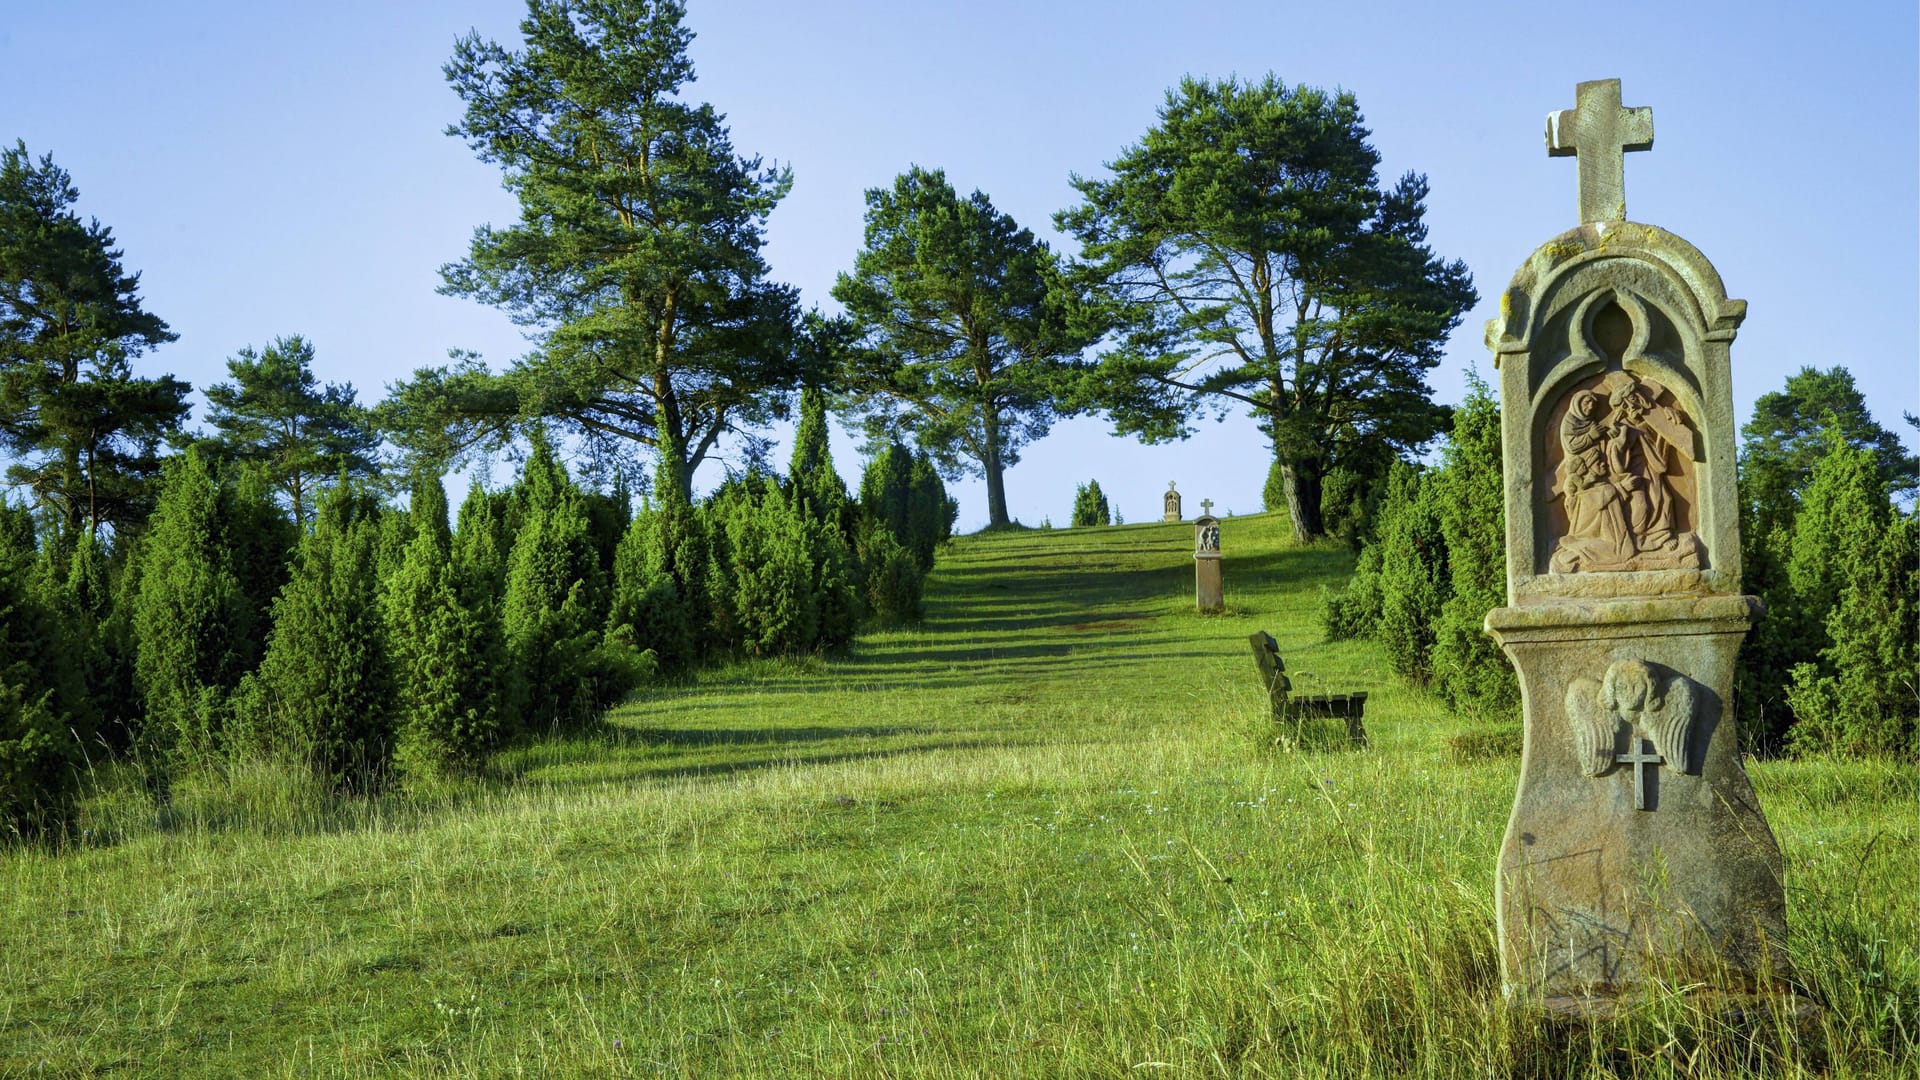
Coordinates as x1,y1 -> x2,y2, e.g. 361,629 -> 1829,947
1279,456 -> 1325,543
982,408 -> 1009,528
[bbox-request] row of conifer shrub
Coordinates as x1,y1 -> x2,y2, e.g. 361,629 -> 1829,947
1,389 -> 955,836
1319,368 -> 1917,756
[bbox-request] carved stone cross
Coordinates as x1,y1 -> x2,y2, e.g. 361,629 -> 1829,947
1614,736 -> 1664,811
1546,78 -> 1653,224
1199,498 -> 1214,516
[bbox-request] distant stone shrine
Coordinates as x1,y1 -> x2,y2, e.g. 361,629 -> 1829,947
1248,631 -> 1367,747
1163,482 -> 1183,522
1482,79 -> 1791,1014
1193,499 -> 1222,612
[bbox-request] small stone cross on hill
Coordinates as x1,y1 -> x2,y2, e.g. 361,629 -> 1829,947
1547,78 -> 1653,224
1199,498 -> 1214,516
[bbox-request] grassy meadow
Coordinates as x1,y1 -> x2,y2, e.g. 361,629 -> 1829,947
2,513 -> 1914,1077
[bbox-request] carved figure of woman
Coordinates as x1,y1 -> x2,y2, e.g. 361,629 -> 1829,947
1551,389 -> 1635,571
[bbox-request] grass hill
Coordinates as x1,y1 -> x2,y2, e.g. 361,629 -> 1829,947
3,513 -> 1913,1077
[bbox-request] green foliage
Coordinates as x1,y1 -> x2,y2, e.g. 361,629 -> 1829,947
787,385 -> 860,646
1317,383 -> 1509,718
1780,436 -> 1918,756
222,466 -> 296,644
857,525 -> 923,624
199,335 -> 380,527
1425,383 -> 1516,722
409,0 -> 804,502
0,141 -> 189,540
721,481 -> 820,658
1318,541 -> 1384,642
1059,76 -> 1474,542
1740,366 -> 1918,539
833,166 -> 1093,527
1071,479 -> 1111,527
0,506 -> 86,835
385,513 -> 501,784
608,490 -> 712,672
502,434 -> 607,730
1371,463 -> 1448,685
248,483 -> 395,789
132,450 -> 250,760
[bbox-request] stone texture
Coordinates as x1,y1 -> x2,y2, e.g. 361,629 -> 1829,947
1483,81 -> 1790,1010
1194,511 -> 1222,612
1547,78 -> 1653,224
1163,482 -> 1183,522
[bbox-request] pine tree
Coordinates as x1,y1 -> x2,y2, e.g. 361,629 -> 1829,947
400,0 -> 805,502
199,335 -> 381,528
0,143 -> 190,541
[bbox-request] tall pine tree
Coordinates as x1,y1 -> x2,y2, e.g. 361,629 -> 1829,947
0,142 -> 190,540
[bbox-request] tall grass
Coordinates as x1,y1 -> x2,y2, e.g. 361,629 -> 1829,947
2,513 -> 1912,1077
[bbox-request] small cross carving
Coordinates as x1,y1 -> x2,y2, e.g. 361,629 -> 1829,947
1547,79 -> 1653,224
1614,736 -> 1664,811
1199,498 -> 1214,516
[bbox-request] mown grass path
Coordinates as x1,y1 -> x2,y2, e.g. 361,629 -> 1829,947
3,514 -> 1913,1077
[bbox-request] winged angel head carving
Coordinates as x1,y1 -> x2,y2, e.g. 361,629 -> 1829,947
1564,659 -> 1697,777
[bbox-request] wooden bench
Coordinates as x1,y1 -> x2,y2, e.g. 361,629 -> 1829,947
1248,631 -> 1369,747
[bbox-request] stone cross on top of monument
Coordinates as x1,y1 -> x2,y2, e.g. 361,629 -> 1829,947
1546,78 -> 1653,224
1198,498 -> 1214,517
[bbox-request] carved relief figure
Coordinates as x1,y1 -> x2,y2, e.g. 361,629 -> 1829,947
1549,373 -> 1703,573
1564,658 -> 1698,777
1196,524 -> 1220,554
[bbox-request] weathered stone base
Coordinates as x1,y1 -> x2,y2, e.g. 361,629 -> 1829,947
1195,555 -> 1222,612
1486,593 -> 1790,1004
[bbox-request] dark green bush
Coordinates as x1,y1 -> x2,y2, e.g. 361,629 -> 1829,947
1071,480 -> 1111,527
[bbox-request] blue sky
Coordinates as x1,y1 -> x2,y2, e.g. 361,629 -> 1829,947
3,1 -> 1914,530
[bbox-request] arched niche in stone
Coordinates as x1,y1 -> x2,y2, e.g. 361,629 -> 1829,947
1485,221 -> 1746,603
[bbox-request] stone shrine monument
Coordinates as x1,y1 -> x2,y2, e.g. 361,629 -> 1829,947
1482,80 -> 1790,1012
1193,499 -> 1222,612
1163,482 -> 1183,522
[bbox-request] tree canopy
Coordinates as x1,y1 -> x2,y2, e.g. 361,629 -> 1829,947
1738,365 -> 1918,537
0,141 -> 188,540
1058,76 -> 1475,542
390,0 -> 806,501
833,167 -> 1093,528
200,335 -> 381,527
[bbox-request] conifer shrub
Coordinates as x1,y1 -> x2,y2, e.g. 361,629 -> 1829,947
1426,383 -> 1517,721
1071,480 -> 1111,527
723,485 -> 820,657
1319,540 -> 1384,641
1369,462 -> 1448,685
0,507 -> 87,836
859,525 -> 924,624
248,484 -> 395,789
501,434 -> 605,731
1781,438 -> 1919,756
132,450 -> 251,762
908,452 -> 957,563
607,493 -> 712,671
385,492 -> 502,783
